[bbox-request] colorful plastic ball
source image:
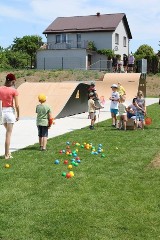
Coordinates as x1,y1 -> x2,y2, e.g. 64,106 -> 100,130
76,149 -> 78,152
64,160 -> 68,165
62,149 -> 66,153
74,162 -> 79,167
68,164 -> 73,170
101,154 -> 106,158
66,146 -> 70,149
69,171 -> 74,177
99,144 -> 102,147
5,164 -> 10,168
91,151 -> 95,155
81,145 -> 84,148
76,157 -> 80,160
62,172 -> 66,177
59,150 -> 63,154
66,173 -> 71,178
145,117 -> 152,125
94,152 -> 98,155
66,141 -> 70,145
54,159 -> 60,164
77,159 -> 81,163
73,153 -> 77,157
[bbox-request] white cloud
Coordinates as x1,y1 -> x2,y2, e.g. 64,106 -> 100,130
0,0 -> 159,51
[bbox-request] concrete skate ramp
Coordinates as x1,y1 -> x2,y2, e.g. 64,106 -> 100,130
18,82 -> 89,119
96,73 -> 141,101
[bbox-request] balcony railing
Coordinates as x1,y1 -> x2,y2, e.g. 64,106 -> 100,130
40,40 -> 89,50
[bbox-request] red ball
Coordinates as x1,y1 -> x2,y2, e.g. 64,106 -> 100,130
64,160 -> 68,165
66,173 -> 71,178
145,117 -> 152,125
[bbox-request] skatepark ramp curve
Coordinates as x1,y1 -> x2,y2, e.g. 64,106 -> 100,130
18,82 -> 90,119
18,73 -> 143,119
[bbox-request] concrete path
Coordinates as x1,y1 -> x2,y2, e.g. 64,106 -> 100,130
0,98 -> 158,156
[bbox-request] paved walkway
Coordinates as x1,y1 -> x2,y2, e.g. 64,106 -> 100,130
0,98 -> 158,156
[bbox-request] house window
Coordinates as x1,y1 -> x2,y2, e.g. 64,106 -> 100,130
56,34 -> 67,43
77,34 -> 81,48
123,36 -> 127,47
56,35 -> 61,43
115,33 -> 119,45
62,34 -> 66,43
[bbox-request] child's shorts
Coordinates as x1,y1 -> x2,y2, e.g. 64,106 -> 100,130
136,112 -> 144,121
110,109 -> 118,115
2,107 -> 16,124
37,126 -> 48,137
89,112 -> 96,120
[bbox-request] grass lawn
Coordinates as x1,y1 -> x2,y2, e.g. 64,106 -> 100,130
0,103 -> 160,240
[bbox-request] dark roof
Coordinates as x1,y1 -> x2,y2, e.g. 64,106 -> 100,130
43,13 -> 132,39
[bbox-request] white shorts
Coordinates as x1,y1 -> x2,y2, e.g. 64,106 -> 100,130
2,107 -> 16,124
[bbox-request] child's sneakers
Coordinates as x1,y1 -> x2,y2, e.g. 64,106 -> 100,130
89,125 -> 94,130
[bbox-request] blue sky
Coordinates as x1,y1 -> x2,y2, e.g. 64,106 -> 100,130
0,0 -> 160,53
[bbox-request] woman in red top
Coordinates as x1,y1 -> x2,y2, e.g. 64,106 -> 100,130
0,73 -> 19,159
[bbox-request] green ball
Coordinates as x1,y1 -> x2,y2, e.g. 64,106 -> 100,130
62,172 -> 66,177
101,154 -> 105,158
74,162 -> 79,167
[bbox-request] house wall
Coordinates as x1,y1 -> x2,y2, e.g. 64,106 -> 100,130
36,49 -> 87,70
112,20 -> 129,58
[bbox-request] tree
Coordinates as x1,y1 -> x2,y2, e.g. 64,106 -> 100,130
134,44 -> 159,74
134,44 -> 155,60
11,35 -> 43,68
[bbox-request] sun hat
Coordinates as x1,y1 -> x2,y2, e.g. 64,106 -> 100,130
111,84 -> 118,88
38,94 -> 47,102
6,73 -> 16,81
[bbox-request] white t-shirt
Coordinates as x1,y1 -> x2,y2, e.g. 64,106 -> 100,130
118,102 -> 127,115
88,98 -> 95,113
110,91 -> 120,109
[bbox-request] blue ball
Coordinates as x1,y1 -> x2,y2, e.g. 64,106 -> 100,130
66,141 -> 70,145
77,159 -> 81,163
99,144 -> 102,147
54,159 -> 60,164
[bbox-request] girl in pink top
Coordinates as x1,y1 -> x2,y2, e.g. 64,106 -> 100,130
0,73 -> 19,159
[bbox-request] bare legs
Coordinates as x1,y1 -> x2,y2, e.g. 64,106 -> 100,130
39,137 -> 48,150
4,123 -> 14,158
111,112 -> 117,126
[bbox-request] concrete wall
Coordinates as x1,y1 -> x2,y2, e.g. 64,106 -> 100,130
37,49 -> 87,70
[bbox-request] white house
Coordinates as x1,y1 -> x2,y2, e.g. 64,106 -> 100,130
36,12 -> 132,70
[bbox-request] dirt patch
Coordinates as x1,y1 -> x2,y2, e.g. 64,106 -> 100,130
148,154 -> 160,168
146,75 -> 160,97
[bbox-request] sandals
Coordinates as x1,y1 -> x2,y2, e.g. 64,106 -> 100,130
5,153 -> 13,160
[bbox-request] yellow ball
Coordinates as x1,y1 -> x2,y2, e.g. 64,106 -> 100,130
5,164 -> 10,168
69,171 -> 74,177
76,149 -> 78,152
68,164 -> 73,170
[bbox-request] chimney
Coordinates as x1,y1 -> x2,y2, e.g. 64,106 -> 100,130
96,12 -> 100,16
